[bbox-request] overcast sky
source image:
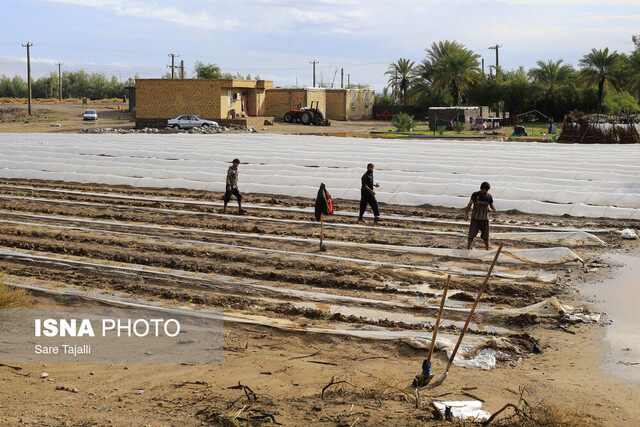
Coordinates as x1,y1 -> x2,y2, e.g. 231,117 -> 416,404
1,0 -> 639,91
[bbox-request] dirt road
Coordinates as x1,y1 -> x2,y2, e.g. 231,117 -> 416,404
0,102 -> 393,135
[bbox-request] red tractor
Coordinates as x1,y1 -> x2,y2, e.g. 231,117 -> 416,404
284,101 -> 325,125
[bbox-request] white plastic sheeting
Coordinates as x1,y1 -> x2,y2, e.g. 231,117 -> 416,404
493,231 -> 606,246
2,133 -> 640,218
433,401 -> 491,421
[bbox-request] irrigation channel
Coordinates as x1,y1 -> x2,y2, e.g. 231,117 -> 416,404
0,177 -> 631,367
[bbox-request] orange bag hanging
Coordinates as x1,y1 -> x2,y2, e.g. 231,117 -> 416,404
325,190 -> 334,215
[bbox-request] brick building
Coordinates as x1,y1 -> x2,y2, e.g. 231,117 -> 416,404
263,88 -> 326,120
325,89 -> 374,121
264,88 -> 375,121
135,80 -> 375,127
135,78 -> 273,128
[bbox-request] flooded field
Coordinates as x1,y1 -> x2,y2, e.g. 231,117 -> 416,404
580,252 -> 640,384
0,134 -> 639,425
1,176 -> 639,425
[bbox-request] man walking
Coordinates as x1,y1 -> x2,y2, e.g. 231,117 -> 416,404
464,181 -> 497,250
223,158 -> 245,214
359,163 -> 380,222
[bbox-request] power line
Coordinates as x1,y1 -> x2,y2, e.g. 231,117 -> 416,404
309,60 -> 318,87
56,62 -> 62,100
168,53 -> 180,79
21,42 -> 33,116
489,44 -> 502,76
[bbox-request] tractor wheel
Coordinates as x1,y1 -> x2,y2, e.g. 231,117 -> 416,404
301,111 -> 313,125
313,112 -> 324,126
284,112 -> 293,123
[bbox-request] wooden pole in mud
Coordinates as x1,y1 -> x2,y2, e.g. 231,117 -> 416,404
320,213 -> 325,251
431,243 -> 503,387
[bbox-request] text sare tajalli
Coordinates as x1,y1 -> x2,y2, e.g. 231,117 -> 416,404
33,317 -> 181,357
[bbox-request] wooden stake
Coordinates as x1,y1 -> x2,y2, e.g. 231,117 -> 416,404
320,213 -> 325,251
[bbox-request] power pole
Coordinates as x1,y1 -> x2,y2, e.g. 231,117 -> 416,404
168,53 -> 180,79
341,68 -> 344,89
22,42 -> 33,116
347,74 -> 350,87
180,60 -> 184,79
309,60 -> 318,87
481,58 -> 485,77
56,62 -> 63,101
488,44 -> 501,76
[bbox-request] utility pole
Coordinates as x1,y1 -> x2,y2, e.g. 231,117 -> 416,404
22,42 -> 33,116
56,62 -> 63,101
180,60 -> 184,79
481,58 -> 485,77
488,44 -> 501,76
347,74 -> 350,87
341,68 -> 344,89
168,53 -> 180,79
309,60 -> 318,87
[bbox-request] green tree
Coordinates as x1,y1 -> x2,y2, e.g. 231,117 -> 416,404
624,36 -> 640,97
194,61 -> 222,79
32,73 -> 58,98
0,75 -> 27,97
579,47 -> 621,116
528,59 -> 576,119
385,58 -> 415,104
603,91 -> 640,115
500,67 -> 532,118
528,59 -> 574,103
424,40 -> 480,106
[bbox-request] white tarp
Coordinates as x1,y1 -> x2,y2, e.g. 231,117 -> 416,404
433,401 -> 491,421
494,231 -> 606,246
2,133 -> 640,218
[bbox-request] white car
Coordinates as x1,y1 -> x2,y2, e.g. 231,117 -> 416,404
82,109 -> 98,121
167,115 -> 218,129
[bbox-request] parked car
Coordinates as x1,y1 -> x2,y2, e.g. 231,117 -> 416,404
82,109 -> 98,121
167,115 -> 218,129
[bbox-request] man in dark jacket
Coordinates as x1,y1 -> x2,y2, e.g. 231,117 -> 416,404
359,163 -> 380,222
223,159 -> 245,214
464,181 -> 497,249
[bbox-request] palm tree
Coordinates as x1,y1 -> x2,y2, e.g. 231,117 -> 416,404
627,50 -> 640,97
385,58 -> 415,105
528,59 -> 574,102
424,40 -> 480,106
579,48 -> 621,116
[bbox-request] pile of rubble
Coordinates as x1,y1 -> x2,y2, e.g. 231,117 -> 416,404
83,125 -> 260,134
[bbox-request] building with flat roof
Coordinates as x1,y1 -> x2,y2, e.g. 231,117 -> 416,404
135,78 -> 273,128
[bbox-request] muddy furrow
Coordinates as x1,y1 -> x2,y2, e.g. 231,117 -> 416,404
0,180 -> 621,233
0,249 -> 535,332
0,218 -> 561,304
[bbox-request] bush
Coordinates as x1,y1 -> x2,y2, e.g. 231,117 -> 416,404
453,121 -> 465,134
0,274 -> 30,308
437,125 -> 447,135
391,112 -> 415,132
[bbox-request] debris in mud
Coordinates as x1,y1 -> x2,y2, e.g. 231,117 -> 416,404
509,297 -> 601,323
619,228 -> 638,240
56,386 -> 78,393
432,400 -> 491,421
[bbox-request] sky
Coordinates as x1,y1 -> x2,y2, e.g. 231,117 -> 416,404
1,0 -> 639,92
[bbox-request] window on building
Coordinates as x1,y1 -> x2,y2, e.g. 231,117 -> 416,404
351,93 -> 356,108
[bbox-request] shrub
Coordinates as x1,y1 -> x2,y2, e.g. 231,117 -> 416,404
453,121 -> 465,134
0,274 -> 30,308
437,125 -> 447,135
391,112 -> 415,132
